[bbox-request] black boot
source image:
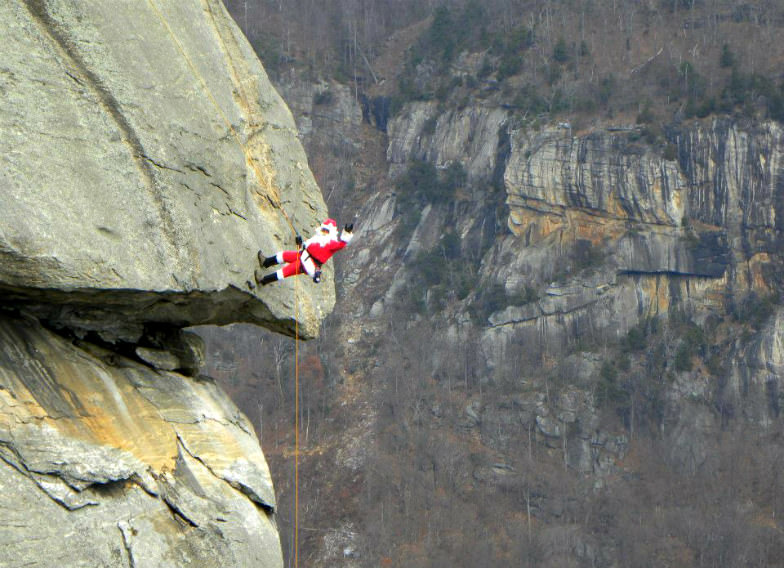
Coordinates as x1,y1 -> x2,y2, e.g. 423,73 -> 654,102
255,268 -> 279,286
258,251 -> 278,268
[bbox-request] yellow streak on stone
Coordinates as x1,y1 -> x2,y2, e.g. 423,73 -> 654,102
508,209 -> 566,240
0,389 -> 46,430
607,192 -> 629,220
6,327 -> 178,473
48,369 -> 176,473
204,0 -> 281,211
74,372 -> 177,473
651,275 -> 671,316
510,201 -> 635,247
571,212 -> 625,245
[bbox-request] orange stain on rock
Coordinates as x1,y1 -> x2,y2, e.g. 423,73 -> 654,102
5,327 -> 180,473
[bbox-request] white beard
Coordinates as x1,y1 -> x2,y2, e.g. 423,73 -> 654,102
313,229 -> 337,245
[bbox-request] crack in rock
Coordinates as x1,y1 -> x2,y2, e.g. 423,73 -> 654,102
117,521 -> 137,568
176,434 -> 274,513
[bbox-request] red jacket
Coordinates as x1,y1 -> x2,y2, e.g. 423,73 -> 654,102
304,227 -> 353,265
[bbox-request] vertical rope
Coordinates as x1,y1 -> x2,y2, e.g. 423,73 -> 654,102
293,276 -> 300,568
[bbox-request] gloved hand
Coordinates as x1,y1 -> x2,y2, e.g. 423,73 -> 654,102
344,223 -> 354,232
313,270 -> 322,284
295,234 -> 303,246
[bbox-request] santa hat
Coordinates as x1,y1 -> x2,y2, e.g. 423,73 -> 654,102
320,218 -> 338,232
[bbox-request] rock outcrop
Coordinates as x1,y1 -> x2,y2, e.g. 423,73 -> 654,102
1,0 -> 332,341
0,313 -> 280,567
0,1 -> 331,566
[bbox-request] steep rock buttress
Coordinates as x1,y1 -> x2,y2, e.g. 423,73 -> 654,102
0,1 -> 329,566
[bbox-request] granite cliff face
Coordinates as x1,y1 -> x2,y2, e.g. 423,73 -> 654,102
381,104 -> 781,323
1,0 -> 332,340
0,1 -> 329,566
0,314 -> 281,567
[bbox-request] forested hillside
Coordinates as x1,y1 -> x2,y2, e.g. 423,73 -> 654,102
206,2 -> 784,566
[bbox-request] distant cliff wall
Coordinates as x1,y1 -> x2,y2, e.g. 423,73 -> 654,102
365,105 -> 784,473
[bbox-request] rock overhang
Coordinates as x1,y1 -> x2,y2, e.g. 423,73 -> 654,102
0,0 -> 332,339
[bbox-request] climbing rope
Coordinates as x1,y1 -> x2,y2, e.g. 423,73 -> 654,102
294,289 -> 300,567
146,2 -> 303,565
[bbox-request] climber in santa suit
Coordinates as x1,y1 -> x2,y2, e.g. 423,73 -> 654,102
255,218 -> 354,286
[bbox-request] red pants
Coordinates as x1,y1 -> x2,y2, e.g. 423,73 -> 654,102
278,250 -> 318,278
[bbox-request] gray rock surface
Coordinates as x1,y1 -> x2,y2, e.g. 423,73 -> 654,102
387,101 -> 507,183
0,1 -> 341,566
0,313 -> 281,568
0,0 -> 332,340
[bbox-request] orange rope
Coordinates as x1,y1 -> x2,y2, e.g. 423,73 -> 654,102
294,277 -> 300,568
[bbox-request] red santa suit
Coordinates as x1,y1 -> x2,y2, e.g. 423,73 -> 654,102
256,218 -> 353,285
